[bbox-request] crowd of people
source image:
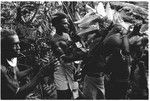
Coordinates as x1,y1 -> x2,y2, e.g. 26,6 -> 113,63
1,2 -> 148,100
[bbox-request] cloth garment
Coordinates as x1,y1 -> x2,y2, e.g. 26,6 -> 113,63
83,75 -> 105,99
54,65 -> 69,90
57,89 -> 72,99
106,80 -> 129,99
53,32 -> 73,90
52,32 -> 79,99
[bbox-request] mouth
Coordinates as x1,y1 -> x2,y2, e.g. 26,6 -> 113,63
63,28 -> 69,33
17,50 -> 21,54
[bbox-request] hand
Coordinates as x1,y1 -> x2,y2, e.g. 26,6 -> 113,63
43,83 -> 56,96
60,55 -> 67,61
49,57 -> 60,68
121,27 -> 128,35
44,58 -> 61,74
74,69 -> 82,82
60,55 -> 69,62
39,65 -> 50,77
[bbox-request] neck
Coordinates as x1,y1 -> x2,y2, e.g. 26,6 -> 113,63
5,53 -> 17,61
56,30 -> 63,36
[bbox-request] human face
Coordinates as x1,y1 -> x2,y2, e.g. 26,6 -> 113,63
58,18 -> 69,33
7,35 -> 21,57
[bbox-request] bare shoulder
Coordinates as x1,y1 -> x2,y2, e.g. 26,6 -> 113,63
1,65 -> 8,77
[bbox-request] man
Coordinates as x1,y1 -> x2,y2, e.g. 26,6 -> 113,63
128,31 -> 148,99
103,21 -> 132,99
51,12 -> 79,99
1,29 -> 52,99
82,39 -> 105,99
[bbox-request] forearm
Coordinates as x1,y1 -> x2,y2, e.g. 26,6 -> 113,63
15,71 -> 43,99
63,52 -> 87,62
122,35 -> 130,55
51,41 -> 64,57
17,68 -> 32,80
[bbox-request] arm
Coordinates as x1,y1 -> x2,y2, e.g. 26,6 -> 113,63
122,35 -> 130,55
16,59 -> 57,99
121,28 -> 130,55
1,65 -> 20,99
1,65 -> 46,99
17,63 -> 33,80
17,68 -> 33,80
50,40 -> 64,58
15,71 -> 43,99
61,50 -> 87,63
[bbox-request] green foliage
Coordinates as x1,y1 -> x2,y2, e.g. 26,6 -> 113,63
1,1 -> 148,40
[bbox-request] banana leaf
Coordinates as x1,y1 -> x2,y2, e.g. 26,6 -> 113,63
110,1 -> 148,24
76,13 -> 100,28
140,24 -> 148,34
105,2 -> 115,21
96,2 -> 106,17
77,23 -> 99,36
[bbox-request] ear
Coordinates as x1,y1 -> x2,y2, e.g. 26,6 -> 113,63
96,2 -> 106,18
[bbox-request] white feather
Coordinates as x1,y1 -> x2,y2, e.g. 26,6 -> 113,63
96,2 -> 106,17
106,2 -> 115,21
113,11 -> 131,30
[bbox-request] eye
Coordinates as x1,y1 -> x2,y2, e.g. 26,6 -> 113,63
129,26 -> 134,31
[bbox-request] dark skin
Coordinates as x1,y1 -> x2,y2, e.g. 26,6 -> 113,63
53,18 -> 72,55
54,18 -> 87,61
1,34 -> 52,99
4,35 -> 21,60
3,35 -> 32,80
54,18 -> 87,82
55,18 -> 70,35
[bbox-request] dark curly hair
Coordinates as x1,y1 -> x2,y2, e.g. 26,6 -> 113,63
1,29 -> 17,45
52,12 -> 68,27
1,29 -> 18,60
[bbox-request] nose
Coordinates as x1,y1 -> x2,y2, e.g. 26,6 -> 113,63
16,44 -> 21,50
64,24 -> 69,29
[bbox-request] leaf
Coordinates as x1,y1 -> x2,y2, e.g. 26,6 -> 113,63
96,2 -> 106,17
38,26 -> 43,33
140,24 -> 148,34
85,4 -> 96,13
75,11 -> 81,21
105,2 -> 115,21
78,23 -> 99,36
77,13 -> 100,28
74,12 -> 95,24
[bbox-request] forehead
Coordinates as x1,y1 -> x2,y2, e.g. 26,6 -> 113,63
8,35 -> 20,44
